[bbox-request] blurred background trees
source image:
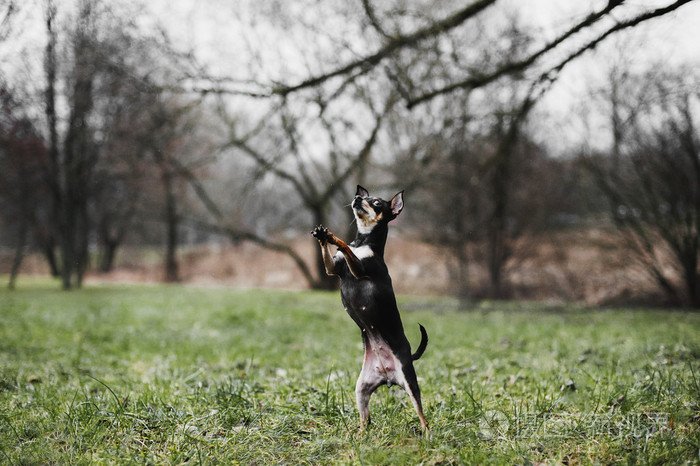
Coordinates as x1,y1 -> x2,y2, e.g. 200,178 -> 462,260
583,66 -> 700,307
0,0 -> 697,307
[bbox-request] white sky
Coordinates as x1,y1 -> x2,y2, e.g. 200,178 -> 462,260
2,0 -> 698,154
4,0 -> 698,94
142,0 -> 700,101
145,0 -> 699,153
145,1 -> 700,67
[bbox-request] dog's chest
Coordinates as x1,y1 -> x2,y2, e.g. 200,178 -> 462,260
335,244 -> 374,261
341,279 -> 378,316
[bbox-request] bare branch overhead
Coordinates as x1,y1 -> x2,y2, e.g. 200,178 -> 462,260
270,0 -> 499,97
264,0 -> 695,107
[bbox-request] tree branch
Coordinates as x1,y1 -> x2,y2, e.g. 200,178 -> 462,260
361,0 -> 393,40
224,135 -> 310,202
407,0 -> 694,107
319,103 -> 387,204
170,158 -> 319,287
270,0 -> 498,97
189,219 -> 317,287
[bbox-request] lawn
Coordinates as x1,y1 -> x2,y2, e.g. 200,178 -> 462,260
1,278 -> 699,464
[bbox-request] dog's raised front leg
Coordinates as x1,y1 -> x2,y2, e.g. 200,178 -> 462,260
326,233 -> 368,280
312,226 -> 367,279
312,226 -> 339,276
320,242 -> 337,276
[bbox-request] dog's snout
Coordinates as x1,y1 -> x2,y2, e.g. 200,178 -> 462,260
352,196 -> 363,208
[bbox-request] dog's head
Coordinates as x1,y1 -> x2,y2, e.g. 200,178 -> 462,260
352,185 -> 404,235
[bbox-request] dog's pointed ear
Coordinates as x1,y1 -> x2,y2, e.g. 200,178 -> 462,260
356,185 -> 369,198
390,191 -> 404,219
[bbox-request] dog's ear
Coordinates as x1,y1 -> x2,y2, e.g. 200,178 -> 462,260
356,185 -> 369,198
390,191 -> 404,219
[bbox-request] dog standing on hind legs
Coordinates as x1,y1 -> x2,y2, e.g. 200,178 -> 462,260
311,185 -> 429,434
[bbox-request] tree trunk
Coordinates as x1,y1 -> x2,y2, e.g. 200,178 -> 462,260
44,0 -> 65,285
451,243 -> 470,300
60,192 -> 76,290
487,147 -> 512,298
162,167 -> 180,282
8,219 -> 28,290
486,94 -> 535,298
58,1 -> 96,290
681,250 -> 699,309
99,238 -> 118,273
75,198 -> 90,287
43,242 -> 60,277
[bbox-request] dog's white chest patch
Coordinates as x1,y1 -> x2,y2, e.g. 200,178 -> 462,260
350,245 -> 374,260
337,245 -> 374,260
356,220 -> 376,235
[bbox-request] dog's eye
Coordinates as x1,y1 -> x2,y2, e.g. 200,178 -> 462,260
372,200 -> 380,206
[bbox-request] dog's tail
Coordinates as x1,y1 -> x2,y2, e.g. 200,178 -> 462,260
411,324 -> 429,360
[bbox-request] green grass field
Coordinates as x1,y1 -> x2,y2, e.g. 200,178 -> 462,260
1,278 -> 699,464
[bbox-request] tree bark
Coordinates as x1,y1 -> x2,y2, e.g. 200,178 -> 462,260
162,166 -> 180,282
58,0 -> 96,289
44,0 -> 64,282
8,218 -> 28,290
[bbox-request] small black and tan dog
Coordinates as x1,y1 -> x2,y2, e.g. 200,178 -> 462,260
311,185 -> 429,433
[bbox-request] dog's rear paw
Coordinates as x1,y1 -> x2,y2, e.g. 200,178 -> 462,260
311,225 -> 331,244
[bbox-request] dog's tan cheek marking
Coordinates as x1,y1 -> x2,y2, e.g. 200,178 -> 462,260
361,212 -> 381,230
356,197 -> 390,234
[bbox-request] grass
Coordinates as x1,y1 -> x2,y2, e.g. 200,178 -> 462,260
1,277 -> 699,464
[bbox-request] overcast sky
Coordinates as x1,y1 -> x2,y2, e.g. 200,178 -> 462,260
4,1 -> 697,93
142,0 -> 699,152
2,0 -> 698,154
144,0 -> 700,70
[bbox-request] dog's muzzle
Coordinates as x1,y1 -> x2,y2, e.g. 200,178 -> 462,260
352,196 -> 366,212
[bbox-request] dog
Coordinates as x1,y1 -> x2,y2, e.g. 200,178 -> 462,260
311,185 -> 429,433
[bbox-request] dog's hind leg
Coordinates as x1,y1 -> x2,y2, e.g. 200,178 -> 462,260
400,362 -> 429,434
355,342 -> 385,430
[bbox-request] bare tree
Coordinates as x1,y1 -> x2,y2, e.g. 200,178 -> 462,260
191,91 -> 393,289
384,13 -> 560,299
147,99 -> 203,283
34,0 -> 203,287
60,0 -> 103,288
484,92 -> 539,297
0,87 -> 50,289
584,66 -> 700,307
43,0 -> 61,277
396,108 -> 558,298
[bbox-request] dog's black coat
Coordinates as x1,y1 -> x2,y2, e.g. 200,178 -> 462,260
311,185 -> 428,432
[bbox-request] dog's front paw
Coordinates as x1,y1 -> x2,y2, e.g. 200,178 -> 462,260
311,225 -> 331,244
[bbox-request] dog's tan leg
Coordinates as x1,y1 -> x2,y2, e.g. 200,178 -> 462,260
355,337 -> 385,430
320,241 -> 338,276
326,232 -> 368,280
400,363 -> 430,434
312,226 -> 367,279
